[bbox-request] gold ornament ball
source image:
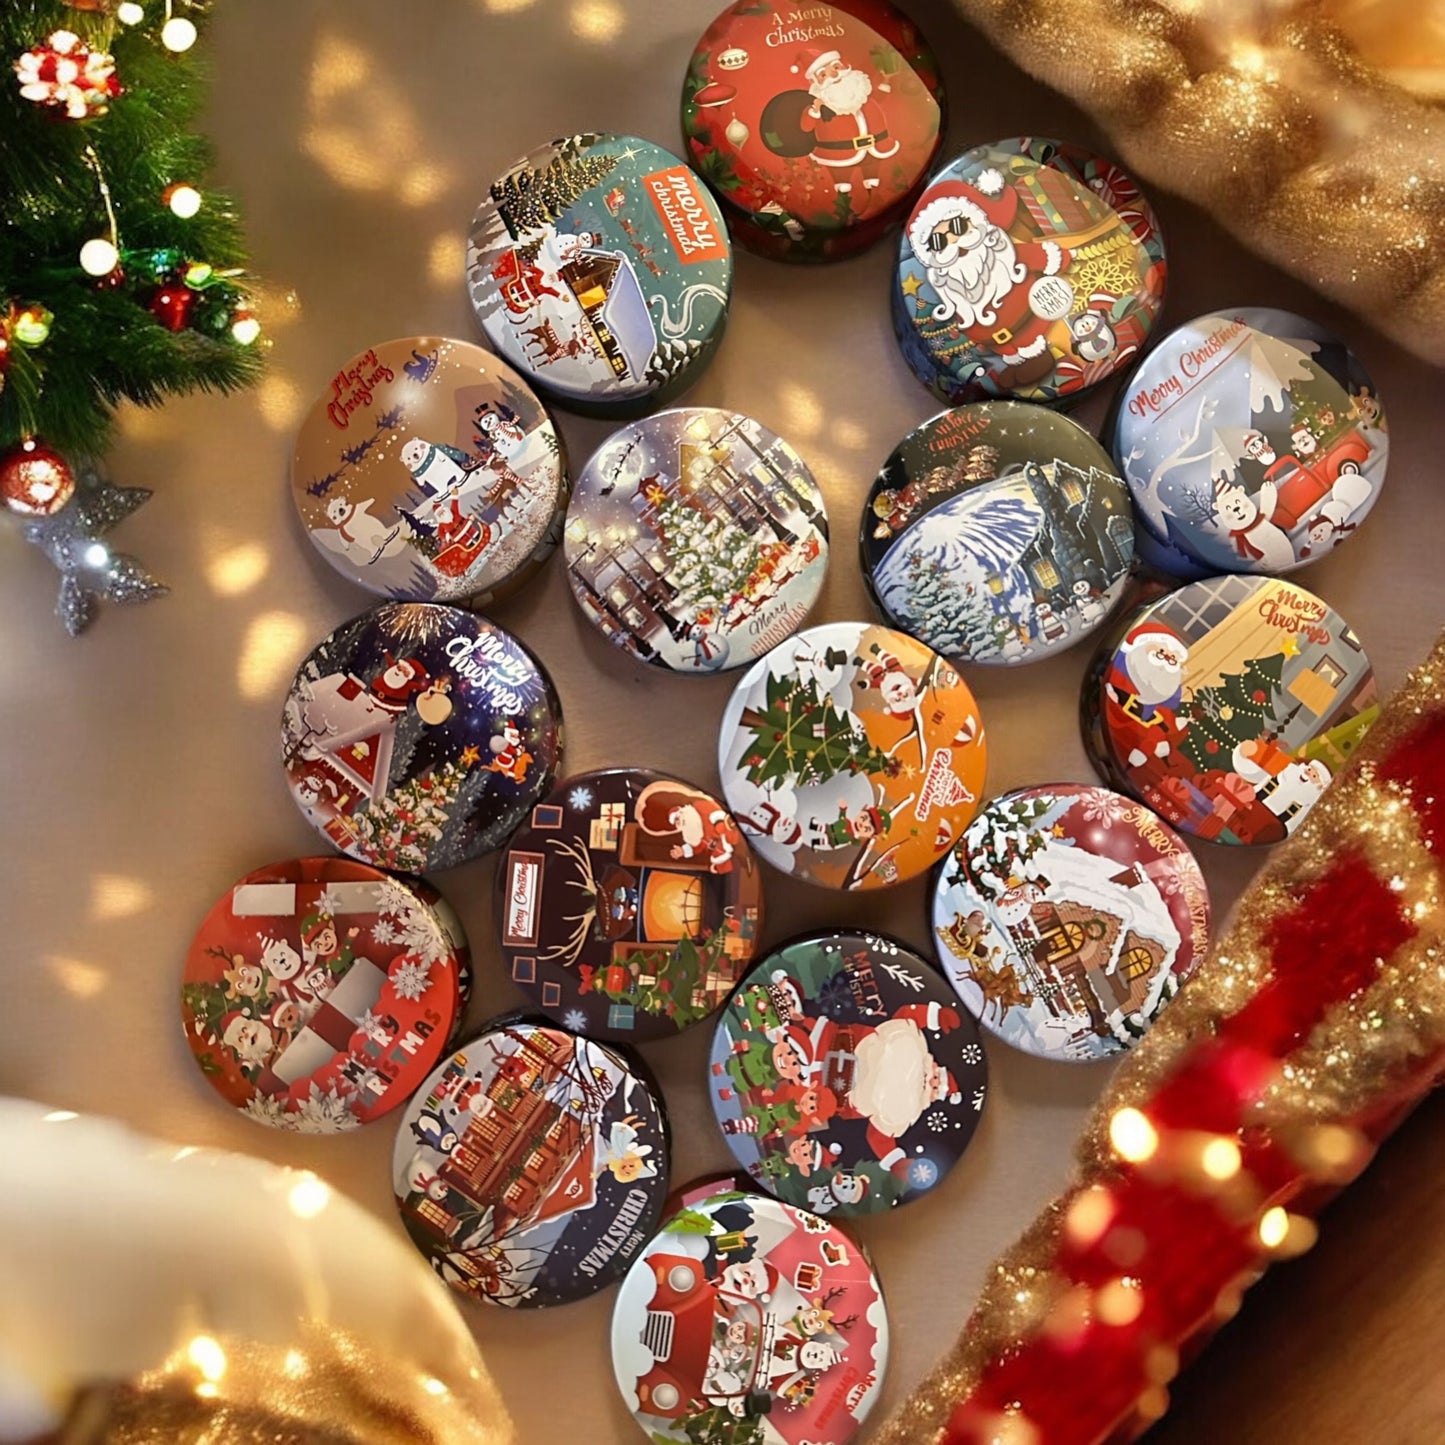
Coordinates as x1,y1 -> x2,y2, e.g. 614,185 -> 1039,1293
1,439 -> 77,517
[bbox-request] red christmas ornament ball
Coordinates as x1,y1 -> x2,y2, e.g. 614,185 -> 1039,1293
150,284 -> 195,331
0,439 -> 76,517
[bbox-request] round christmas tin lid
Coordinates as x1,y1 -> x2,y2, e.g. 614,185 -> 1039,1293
612,1190 -> 888,1442
392,1019 -> 670,1308
682,0 -> 944,262
181,858 -> 466,1132
709,931 -> 987,1213
467,134 -> 732,415
564,407 -> 829,673
1112,307 -> 1388,575
893,140 -> 1165,406
861,402 -> 1134,665
281,603 -> 563,871
1086,575 -> 1379,845
931,785 -> 1211,1061
496,768 -> 765,1042
290,337 -> 567,607
718,622 -> 988,889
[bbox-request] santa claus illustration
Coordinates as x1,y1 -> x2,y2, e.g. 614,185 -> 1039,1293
636,781 -> 741,875
906,168 -> 1073,384
792,46 -> 899,204
1232,744 -> 1332,829
1105,622 -> 1193,773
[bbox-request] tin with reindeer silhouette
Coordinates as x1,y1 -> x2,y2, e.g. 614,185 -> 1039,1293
496,768 -> 765,1043
612,1189 -> 890,1442
291,337 -> 569,607
564,407 -> 829,674
930,785 -> 1210,1061
180,857 -> 469,1132
392,1017 -> 671,1308
1110,308 -> 1388,575
467,133 -> 733,418
707,931 -> 988,1216
281,604 -> 563,872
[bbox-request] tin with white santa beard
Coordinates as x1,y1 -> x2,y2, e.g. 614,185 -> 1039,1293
1084,575 -> 1379,845
707,931 -> 987,1215
931,785 -> 1211,1061
893,139 -> 1165,406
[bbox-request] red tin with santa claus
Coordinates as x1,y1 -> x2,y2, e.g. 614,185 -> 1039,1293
180,858 -> 468,1132
708,930 -> 988,1215
495,768 -> 765,1043
682,0 -> 945,262
717,621 -> 988,890
893,140 -> 1165,405
1084,575 -> 1379,845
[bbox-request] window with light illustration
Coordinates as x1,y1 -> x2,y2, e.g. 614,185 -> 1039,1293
1061,476 -> 1085,505
1121,946 -> 1156,980
1032,558 -> 1061,589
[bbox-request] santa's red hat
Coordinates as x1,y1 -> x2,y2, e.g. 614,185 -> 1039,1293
935,1068 -> 963,1106
372,655 -> 430,703
791,45 -> 841,80
864,648 -> 904,688
1121,621 -> 1185,657
907,169 -> 1018,260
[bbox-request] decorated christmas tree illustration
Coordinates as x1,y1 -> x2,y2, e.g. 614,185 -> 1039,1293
957,793 -> 1071,898
646,478 -> 760,612
490,143 -> 620,239
739,669 -> 896,789
1179,651 -> 1288,772
899,547 -> 986,658
589,933 -> 732,1030
348,755 -> 481,871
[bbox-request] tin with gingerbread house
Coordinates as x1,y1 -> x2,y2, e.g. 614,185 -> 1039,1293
564,407 -> 829,673
392,1018 -> 670,1308
467,133 -> 733,418
180,858 -> 468,1132
861,402 -> 1135,665
893,139 -> 1165,406
1110,308 -> 1389,575
717,622 -> 988,890
290,337 -> 568,607
1084,575 -> 1379,845
496,768 -> 765,1043
682,0 -> 945,262
281,603 -> 563,871
611,1190 -> 889,1443
932,785 -> 1211,1061
709,931 -> 988,1214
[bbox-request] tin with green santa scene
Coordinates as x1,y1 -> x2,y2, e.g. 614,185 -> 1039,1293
467,133 -> 733,418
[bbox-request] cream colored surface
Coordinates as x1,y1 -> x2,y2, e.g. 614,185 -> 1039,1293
0,2 -> 1439,1442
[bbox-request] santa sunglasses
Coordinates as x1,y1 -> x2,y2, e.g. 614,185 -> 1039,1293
925,215 -> 975,252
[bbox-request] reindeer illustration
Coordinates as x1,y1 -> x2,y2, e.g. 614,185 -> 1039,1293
520,319 -> 596,366
538,835 -> 635,971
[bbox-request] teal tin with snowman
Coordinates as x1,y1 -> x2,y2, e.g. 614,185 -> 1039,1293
467,133 -> 734,419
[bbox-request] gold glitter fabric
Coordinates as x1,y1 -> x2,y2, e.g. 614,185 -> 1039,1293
876,629 -> 1445,1444
953,0 -> 1445,362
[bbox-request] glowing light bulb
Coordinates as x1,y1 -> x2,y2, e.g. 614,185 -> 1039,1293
116,1 -> 145,22
1200,1136 -> 1242,1181
230,312 -> 260,345
1258,1206 -> 1289,1248
84,543 -> 110,568
79,238 -> 119,276
161,16 -> 197,51
1108,1107 -> 1158,1163
13,306 -> 52,346
165,183 -> 202,218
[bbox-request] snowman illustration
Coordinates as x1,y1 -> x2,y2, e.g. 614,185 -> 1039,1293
324,494 -> 407,565
476,408 -> 527,463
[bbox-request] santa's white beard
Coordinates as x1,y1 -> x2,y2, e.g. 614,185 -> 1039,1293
926,228 -> 1024,328
1127,643 -> 1185,707
675,809 -> 704,848
851,1019 -> 933,1136
812,67 -> 872,117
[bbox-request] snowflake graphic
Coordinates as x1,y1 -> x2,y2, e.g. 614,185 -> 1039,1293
293,1082 -> 360,1134
1081,792 -> 1134,829
568,785 -> 594,811
314,882 -> 349,915
242,1093 -> 292,1130
907,1158 -> 940,1188
925,1106 -> 950,1133
562,1009 -> 588,1032
959,1042 -> 984,1065
972,1085 -> 987,1113
389,911 -> 449,965
391,957 -> 433,1000
357,1007 -> 391,1045
371,918 -> 401,947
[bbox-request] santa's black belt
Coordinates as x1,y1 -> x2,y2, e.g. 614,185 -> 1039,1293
816,132 -> 889,150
